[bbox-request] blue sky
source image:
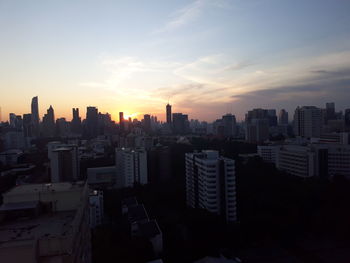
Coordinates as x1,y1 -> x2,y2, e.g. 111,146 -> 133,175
1,0 -> 350,121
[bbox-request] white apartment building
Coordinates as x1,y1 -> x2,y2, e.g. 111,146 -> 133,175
115,148 -> 148,188
89,190 -> 104,228
257,145 -> 278,164
0,181 -> 91,263
185,150 -> 237,222
276,145 -> 316,178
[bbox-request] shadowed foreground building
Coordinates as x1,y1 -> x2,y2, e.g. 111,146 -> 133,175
0,181 -> 91,263
185,150 -> 237,223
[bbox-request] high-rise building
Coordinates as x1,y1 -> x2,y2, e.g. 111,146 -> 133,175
143,114 -> 151,133
222,113 -> 237,137
50,145 -> 79,183
172,113 -> 189,134
22,113 -> 33,138
71,108 -> 82,134
119,112 -> 125,133
278,109 -> 289,125
267,109 -> 278,127
344,109 -> 350,127
42,105 -> 55,137
85,106 -> 98,138
166,103 -> 172,124
31,96 -> 40,136
185,150 -> 237,222
115,147 -> 148,188
0,182 -> 91,263
9,113 -> 17,127
326,102 -> 336,122
294,106 -> 322,138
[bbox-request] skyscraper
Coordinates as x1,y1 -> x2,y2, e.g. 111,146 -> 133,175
31,96 -> 40,136
294,106 -> 322,138
143,114 -> 151,133
326,102 -> 336,122
222,113 -> 237,137
22,114 -> 33,138
172,113 -> 189,134
119,112 -> 125,133
71,108 -> 82,134
86,106 -> 98,138
42,105 -> 55,137
245,109 -> 270,143
185,150 -> 237,222
166,103 -> 172,124
278,109 -> 289,125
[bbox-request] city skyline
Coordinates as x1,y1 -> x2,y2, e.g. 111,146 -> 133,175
1,0 -> 350,121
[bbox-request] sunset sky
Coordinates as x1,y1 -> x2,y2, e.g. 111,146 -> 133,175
1,0 -> 350,122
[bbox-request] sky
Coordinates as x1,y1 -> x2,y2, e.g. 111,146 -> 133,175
1,0 -> 350,122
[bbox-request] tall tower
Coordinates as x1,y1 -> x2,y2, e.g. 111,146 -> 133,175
119,112 -> 125,132
86,106 -> 98,138
166,104 -> 172,124
31,96 -> 40,136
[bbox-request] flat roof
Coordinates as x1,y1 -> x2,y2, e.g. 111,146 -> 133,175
0,211 -> 75,246
4,181 -> 85,196
0,201 -> 39,212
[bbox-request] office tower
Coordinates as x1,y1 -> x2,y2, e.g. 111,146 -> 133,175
50,145 -> 79,182
42,105 -> 55,137
245,109 -> 270,143
294,106 -> 322,138
9,113 -> 17,127
31,96 -> 40,136
267,109 -> 278,127
172,113 -> 189,134
344,109 -> 350,127
326,102 -> 336,122
222,113 -> 237,137
0,182 -> 91,263
143,114 -> 151,133
22,113 -> 33,137
56,118 -> 70,137
119,112 -> 125,132
86,106 -> 98,138
185,150 -> 237,222
115,148 -> 148,188
71,108 -> 82,134
166,103 -> 172,124
278,109 -> 289,125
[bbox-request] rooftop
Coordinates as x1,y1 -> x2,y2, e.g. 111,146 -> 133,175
3,181 -> 85,196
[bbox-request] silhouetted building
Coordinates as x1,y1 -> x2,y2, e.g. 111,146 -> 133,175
31,96 -> 40,136
56,118 -> 70,137
294,106 -> 322,138
143,114 -> 151,133
278,109 -> 289,125
22,113 -> 33,138
172,113 -> 189,134
86,106 -> 98,138
222,113 -> 237,137
186,150 -> 237,222
344,109 -> 350,128
166,103 -> 172,124
42,105 -> 55,137
326,102 -> 336,123
119,112 -> 125,133
71,108 -> 82,134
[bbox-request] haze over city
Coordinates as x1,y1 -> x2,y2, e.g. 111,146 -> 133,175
1,0 -> 350,121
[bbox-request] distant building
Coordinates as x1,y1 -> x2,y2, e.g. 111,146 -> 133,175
222,114 -> 237,137
257,145 -> 278,164
115,148 -> 148,188
31,96 -> 40,137
0,181 -> 91,263
172,113 -> 189,134
185,150 -> 237,222
325,102 -> 336,122
143,114 -> 152,133
166,104 -> 172,124
278,109 -> 289,125
42,105 -> 55,137
50,145 -> 79,183
71,108 -> 82,134
87,166 -> 117,188
119,112 -> 125,133
245,109 -> 270,143
86,106 -> 98,138
294,106 -> 322,138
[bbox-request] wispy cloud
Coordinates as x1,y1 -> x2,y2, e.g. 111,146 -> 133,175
154,0 -> 230,34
